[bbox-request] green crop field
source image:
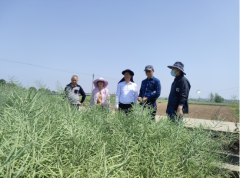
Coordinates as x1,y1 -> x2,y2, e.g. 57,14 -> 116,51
0,84 -> 237,177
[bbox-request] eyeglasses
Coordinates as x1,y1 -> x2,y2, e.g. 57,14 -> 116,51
145,70 -> 152,73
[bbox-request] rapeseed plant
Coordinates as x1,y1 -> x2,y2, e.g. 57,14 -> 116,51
0,83 -> 237,177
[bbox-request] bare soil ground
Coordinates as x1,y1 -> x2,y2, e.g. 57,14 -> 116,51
157,103 -> 238,122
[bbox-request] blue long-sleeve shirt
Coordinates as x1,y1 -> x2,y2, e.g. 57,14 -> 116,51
139,76 -> 161,102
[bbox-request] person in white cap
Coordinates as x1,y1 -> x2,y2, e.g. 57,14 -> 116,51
90,77 -> 110,108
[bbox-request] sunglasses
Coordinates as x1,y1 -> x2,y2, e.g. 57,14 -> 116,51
145,70 -> 152,73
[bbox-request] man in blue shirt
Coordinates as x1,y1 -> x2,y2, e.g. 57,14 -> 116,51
138,65 -> 161,120
167,62 -> 191,122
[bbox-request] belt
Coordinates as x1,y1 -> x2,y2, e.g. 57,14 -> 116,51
119,102 -> 134,105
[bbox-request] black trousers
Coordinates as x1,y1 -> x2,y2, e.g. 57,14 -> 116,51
119,102 -> 133,114
140,102 -> 157,120
71,104 -> 80,110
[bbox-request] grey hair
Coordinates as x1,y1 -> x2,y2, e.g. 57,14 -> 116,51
71,75 -> 78,79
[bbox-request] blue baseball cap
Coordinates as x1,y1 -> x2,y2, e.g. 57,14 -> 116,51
144,65 -> 154,71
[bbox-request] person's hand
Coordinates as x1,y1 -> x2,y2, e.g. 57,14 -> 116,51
176,105 -> 183,117
143,97 -> 148,102
138,97 -> 143,102
115,108 -> 119,111
79,102 -> 81,105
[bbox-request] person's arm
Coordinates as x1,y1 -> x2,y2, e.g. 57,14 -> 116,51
147,79 -> 161,101
115,83 -> 121,109
79,87 -> 86,103
106,89 -> 110,108
178,79 -> 190,106
90,90 -> 95,106
138,81 -> 143,98
134,84 -> 138,104
176,79 -> 190,115
63,87 -> 67,99
166,82 -> 173,113
138,81 -> 143,102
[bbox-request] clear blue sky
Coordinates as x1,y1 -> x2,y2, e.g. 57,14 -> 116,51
0,0 -> 239,99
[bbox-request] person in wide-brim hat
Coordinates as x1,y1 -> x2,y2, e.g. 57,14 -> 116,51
90,77 -> 110,108
166,61 -> 191,123
122,69 -> 134,76
115,69 -> 138,114
93,78 -> 108,88
167,61 -> 186,75
118,69 -> 134,83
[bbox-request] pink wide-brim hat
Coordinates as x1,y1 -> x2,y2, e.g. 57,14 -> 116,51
93,77 -> 108,88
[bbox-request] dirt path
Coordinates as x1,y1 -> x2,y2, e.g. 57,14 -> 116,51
156,103 -> 238,122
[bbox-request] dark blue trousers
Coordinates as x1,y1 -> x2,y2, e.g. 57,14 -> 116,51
140,102 -> 157,120
166,106 -> 183,122
71,104 -> 80,110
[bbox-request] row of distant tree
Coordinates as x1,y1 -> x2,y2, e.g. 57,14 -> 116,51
164,92 -> 225,103
0,79 -> 56,94
209,92 -> 224,103
0,79 -> 227,102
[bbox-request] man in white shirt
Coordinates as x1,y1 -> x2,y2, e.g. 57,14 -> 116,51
115,69 -> 138,114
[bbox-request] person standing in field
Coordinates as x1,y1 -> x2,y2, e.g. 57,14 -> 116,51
166,62 -> 191,122
115,69 -> 138,114
138,65 -> 161,121
64,75 -> 86,110
90,77 -> 110,109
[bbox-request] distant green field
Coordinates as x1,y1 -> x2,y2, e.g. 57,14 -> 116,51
55,95 -> 232,106
187,101 -> 231,106
156,98 -> 231,106
156,99 -> 168,103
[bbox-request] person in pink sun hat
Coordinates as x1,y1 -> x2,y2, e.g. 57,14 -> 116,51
90,77 -> 110,108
